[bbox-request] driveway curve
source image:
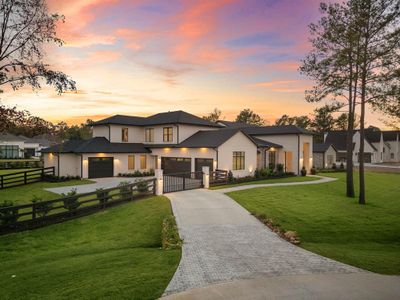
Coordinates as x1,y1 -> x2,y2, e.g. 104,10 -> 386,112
164,186 -> 360,296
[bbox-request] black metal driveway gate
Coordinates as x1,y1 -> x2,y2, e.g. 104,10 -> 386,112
163,171 -> 203,193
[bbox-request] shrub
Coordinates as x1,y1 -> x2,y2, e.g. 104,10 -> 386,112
310,166 -> 317,175
0,200 -> 19,226
340,162 -> 344,170
301,166 -> 307,176
162,215 -> 182,250
332,163 -> 337,170
96,188 -> 110,205
118,181 -> 132,199
276,163 -> 284,174
260,168 -> 269,177
61,188 -> 80,211
268,163 -> 275,171
137,181 -> 149,194
254,168 -> 261,178
227,170 -> 234,182
31,195 -> 53,217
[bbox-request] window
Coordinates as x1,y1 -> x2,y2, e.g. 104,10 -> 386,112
0,145 -> 19,158
128,155 -> 135,170
163,127 -> 173,142
122,128 -> 128,142
232,151 -> 245,170
268,150 -> 276,169
145,128 -> 154,142
140,155 -> 147,169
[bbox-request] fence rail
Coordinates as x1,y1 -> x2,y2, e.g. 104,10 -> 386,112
0,167 -> 55,190
0,178 -> 156,234
210,169 -> 228,186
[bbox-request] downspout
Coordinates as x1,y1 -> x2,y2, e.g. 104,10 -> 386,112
80,154 -> 83,178
176,124 -> 179,144
297,134 -> 300,175
214,148 -> 219,170
108,125 -> 111,141
57,154 -> 60,177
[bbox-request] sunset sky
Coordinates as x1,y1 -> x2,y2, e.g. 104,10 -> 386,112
1,0 -> 388,127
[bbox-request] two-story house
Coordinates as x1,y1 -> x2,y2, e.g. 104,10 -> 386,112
43,110 -> 313,178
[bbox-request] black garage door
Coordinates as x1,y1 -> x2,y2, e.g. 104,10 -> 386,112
88,157 -> 114,178
161,157 -> 191,174
195,158 -> 213,172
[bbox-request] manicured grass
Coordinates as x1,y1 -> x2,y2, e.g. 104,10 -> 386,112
227,172 -> 400,275
210,175 -> 319,190
0,179 -> 93,205
0,196 -> 181,299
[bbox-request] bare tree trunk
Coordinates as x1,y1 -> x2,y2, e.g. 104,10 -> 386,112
346,59 -> 355,198
359,93 -> 366,205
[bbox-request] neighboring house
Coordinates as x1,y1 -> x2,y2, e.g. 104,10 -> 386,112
313,143 -> 337,169
324,129 -> 400,164
0,133 -> 55,159
42,110 -> 314,178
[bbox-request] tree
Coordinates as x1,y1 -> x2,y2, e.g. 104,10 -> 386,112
335,113 -> 360,130
202,108 -> 221,122
352,0 -> 400,204
235,109 -> 264,126
311,105 -> 339,133
300,1 -> 362,199
0,0 -> 75,93
275,114 -> 312,130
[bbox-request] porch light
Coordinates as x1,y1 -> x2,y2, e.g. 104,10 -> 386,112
164,147 -> 171,153
270,147 -> 275,151
181,147 -> 188,153
200,147 -> 208,152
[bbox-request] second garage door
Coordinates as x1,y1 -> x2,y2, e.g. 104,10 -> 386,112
161,157 -> 191,174
88,157 -> 114,178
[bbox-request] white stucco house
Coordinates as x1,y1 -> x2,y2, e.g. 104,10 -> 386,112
0,133 -> 53,159
324,129 -> 400,164
312,143 -> 337,169
43,110 -> 314,178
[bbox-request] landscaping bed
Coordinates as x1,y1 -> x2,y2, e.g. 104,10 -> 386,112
0,196 -> 181,299
227,172 -> 400,275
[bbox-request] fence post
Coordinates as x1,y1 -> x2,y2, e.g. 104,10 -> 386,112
32,202 -> 36,219
0,176 -> 2,189
202,166 -> 210,188
24,172 -> 27,184
155,169 -> 163,195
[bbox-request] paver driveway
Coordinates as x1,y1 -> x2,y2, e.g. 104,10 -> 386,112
164,188 -> 360,295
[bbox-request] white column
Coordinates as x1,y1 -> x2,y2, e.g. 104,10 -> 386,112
155,169 -> 163,195
202,166 -> 210,189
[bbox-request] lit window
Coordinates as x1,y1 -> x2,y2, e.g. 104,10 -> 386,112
268,150 -> 276,169
140,155 -> 147,169
128,155 -> 135,170
145,128 -> 154,142
232,151 -> 245,170
122,128 -> 128,142
163,127 -> 173,142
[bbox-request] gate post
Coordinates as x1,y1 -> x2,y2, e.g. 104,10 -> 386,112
155,169 -> 163,195
202,166 -> 209,189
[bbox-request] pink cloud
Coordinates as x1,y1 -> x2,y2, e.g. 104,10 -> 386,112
250,80 -> 310,93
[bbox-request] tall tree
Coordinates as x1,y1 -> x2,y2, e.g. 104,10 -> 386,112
300,1 -> 362,198
0,0 -> 75,93
202,108 -> 222,122
235,108 -> 264,126
275,114 -> 312,129
353,0 -> 400,204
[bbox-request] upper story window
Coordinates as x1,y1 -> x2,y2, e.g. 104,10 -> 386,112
145,128 -> 154,142
232,151 -> 245,170
163,127 -> 173,142
122,128 -> 128,142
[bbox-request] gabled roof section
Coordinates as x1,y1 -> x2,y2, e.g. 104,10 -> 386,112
324,131 -> 348,151
42,137 -> 150,154
178,128 -> 240,148
0,133 -> 26,142
364,130 -> 382,143
251,137 -> 283,149
91,110 -> 223,128
242,125 -> 312,136
313,143 -> 336,153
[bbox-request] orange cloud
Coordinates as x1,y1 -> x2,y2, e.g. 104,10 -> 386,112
250,80 -> 310,93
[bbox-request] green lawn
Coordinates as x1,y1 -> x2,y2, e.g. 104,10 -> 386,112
210,175 -> 319,190
227,172 -> 400,275
0,179 -> 93,205
0,168 -> 40,175
0,196 -> 181,300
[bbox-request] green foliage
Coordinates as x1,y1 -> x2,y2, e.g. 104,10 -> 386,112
136,181 -> 149,194
162,215 -> 182,250
202,108 -> 222,122
118,181 -> 132,199
95,188 -> 110,205
227,170 -> 234,182
310,166 -> 317,175
0,200 -> 18,226
235,108 -> 264,126
61,188 -> 80,211
31,195 -> 53,218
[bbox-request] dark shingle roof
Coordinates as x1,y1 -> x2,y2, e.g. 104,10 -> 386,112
313,143 -> 336,153
365,130 -> 382,143
92,110 -> 222,128
382,131 -> 399,141
42,137 -> 150,153
0,133 -> 26,142
324,131 -> 348,151
243,125 -> 312,136
251,137 -> 282,148
217,120 -> 256,128
178,128 -> 241,148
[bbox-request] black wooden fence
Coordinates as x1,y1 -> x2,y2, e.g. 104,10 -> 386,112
210,169 -> 229,186
0,167 -> 55,189
0,178 -> 156,234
